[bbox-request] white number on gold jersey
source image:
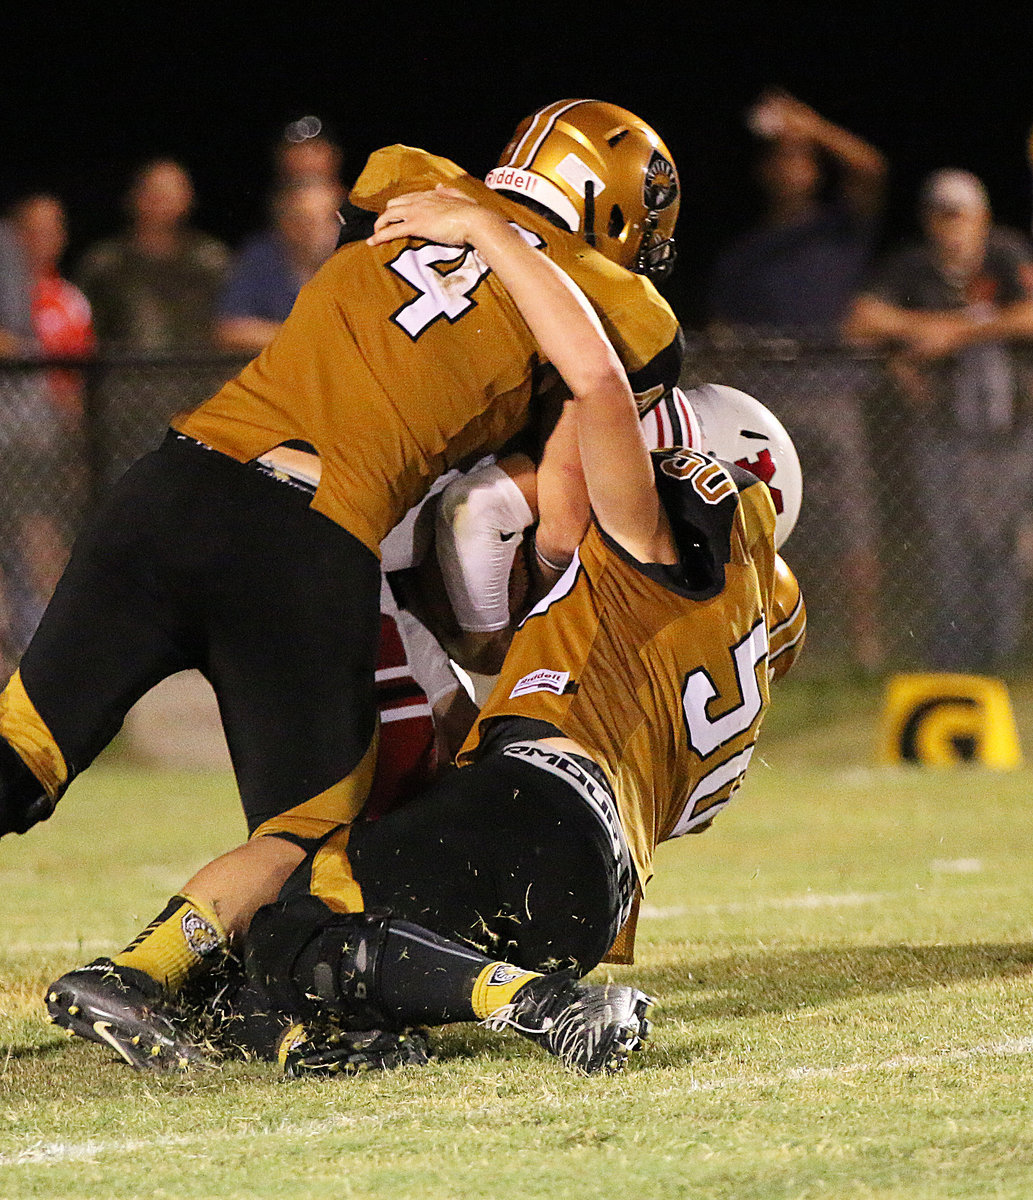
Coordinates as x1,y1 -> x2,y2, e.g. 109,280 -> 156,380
673,619 -> 768,836
389,225 -> 543,340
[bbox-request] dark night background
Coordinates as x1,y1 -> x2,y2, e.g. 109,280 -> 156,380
5,4 -> 1033,326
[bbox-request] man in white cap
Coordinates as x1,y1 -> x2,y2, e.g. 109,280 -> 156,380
845,168 -> 1033,672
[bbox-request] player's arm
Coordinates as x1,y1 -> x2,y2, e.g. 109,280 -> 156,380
532,397 -> 592,582
435,382 -> 700,649
368,187 -> 673,564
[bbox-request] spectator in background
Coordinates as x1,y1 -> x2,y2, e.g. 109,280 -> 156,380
705,89 -> 888,672
7,193 -> 94,612
708,89 -> 886,333
845,169 -> 1033,674
10,192 -> 95,411
74,159 -> 230,486
3,194 -> 91,647
0,191 -> 94,670
274,115 -> 346,190
76,158 -> 229,353
215,178 -> 344,354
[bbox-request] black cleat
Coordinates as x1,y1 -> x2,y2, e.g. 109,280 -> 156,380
481,970 -> 653,1074
277,1023 -> 431,1078
45,958 -> 207,1071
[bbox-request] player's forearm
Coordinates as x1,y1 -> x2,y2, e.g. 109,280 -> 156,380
533,399 -> 589,571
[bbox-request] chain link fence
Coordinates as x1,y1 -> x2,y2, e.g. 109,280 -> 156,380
0,355 -> 244,677
682,336 -> 1033,677
2,346 -> 1032,680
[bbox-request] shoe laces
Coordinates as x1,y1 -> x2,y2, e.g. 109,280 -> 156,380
481,990 -> 603,1069
479,1002 -> 556,1037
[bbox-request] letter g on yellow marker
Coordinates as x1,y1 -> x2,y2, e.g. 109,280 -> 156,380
879,672 -> 1023,769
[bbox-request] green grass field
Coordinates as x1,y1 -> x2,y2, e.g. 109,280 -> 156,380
2,674 -> 1032,1199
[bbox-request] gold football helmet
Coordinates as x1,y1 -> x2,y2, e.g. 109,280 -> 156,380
486,99 -> 680,282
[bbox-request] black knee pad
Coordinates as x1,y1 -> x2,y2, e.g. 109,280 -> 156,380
0,738 -> 55,837
246,896 -> 394,1028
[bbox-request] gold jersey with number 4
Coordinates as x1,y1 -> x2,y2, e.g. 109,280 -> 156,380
460,449 -> 806,890
173,146 -> 682,556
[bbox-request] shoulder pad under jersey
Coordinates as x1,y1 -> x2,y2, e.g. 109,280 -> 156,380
347,146 -> 469,214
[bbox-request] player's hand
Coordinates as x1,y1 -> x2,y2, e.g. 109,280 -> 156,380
367,186 -> 498,248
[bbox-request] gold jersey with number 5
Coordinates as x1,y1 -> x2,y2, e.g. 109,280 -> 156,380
460,449 -> 806,891
173,146 -> 682,557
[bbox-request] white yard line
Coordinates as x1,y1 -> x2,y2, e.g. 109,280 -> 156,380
682,1035 -> 1033,1094
1,1114 -> 379,1166
929,858 -> 984,873
4,1037 -> 1033,1165
641,892 -> 892,919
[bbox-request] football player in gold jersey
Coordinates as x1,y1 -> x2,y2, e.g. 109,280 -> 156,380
194,188 -> 805,1076
33,102 -> 686,1070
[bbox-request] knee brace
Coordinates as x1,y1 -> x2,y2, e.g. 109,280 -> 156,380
0,738 -> 55,837
245,896 -> 394,1029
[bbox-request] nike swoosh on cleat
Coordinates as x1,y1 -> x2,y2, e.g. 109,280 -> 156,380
91,1020 -> 139,1068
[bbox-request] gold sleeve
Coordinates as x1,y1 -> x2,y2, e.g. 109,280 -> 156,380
768,555 -> 806,682
349,145 -> 470,212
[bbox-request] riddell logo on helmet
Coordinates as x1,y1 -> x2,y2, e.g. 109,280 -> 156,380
486,168 -> 583,234
485,167 -> 540,196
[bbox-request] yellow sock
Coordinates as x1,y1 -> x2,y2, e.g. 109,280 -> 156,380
470,962 -> 543,1020
113,893 -> 227,993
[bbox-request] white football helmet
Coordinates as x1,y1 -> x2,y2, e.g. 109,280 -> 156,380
680,384 -> 802,548
640,385 -> 703,453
